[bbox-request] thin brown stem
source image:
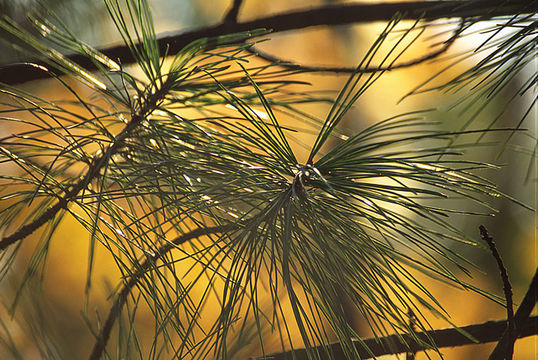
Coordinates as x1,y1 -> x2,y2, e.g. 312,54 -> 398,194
490,267 -> 538,360
88,223 -> 239,360
247,19 -> 465,74
480,225 -> 514,359
0,0 -> 533,84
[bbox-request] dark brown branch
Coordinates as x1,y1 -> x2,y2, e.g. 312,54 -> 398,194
0,99 -> 156,251
88,223 -> 239,360
0,0 -> 533,85
490,267 -> 538,360
224,0 -> 244,24
257,315 -> 538,360
0,142 -> 119,251
247,19 -> 465,74
406,308 -> 417,360
248,46 -> 358,73
479,225 -> 514,359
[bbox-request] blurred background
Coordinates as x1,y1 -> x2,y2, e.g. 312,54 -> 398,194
0,0 -> 535,359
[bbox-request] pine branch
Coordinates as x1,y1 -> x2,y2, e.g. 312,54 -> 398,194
0,0 -> 534,85
1,2 -> 535,358
257,315 -> 538,360
258,266 -> 538,360
88,223 -> 239,360
0,96 -> 159,251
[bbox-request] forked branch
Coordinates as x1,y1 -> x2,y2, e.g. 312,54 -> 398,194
0,0 -> 533,84
89,223 -> 538,360
490,268 -> 538,359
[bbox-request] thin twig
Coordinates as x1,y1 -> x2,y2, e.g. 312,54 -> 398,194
0,0 -> 533,84
88,223 -> 239,360
247,20 -> 465,74
479,225 -> 514,360
256,315 -> 538,360
490,267 -> 538,360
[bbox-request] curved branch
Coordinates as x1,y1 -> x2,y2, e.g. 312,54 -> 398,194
0,0 -> 533,84
247,20 -> 465,74
87,223 -> 239,360
260,315 -> 538,360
